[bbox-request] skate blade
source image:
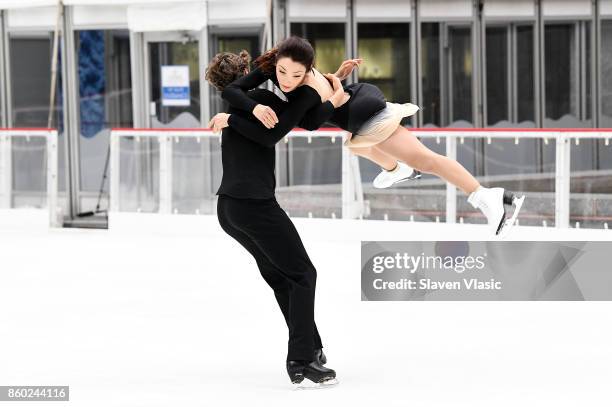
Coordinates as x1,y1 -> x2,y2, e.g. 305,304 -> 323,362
496,195 -> 525,239
292,377 -> 339,390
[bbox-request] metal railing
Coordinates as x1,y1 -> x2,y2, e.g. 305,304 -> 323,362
108,127 -> 612,229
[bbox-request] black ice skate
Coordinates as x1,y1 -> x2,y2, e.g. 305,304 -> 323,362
286,359 -> 338,389
314,348 -> 327,365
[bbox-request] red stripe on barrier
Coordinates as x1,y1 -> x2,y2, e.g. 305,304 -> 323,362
0,128 -> 56,131
110,127 -> 612,134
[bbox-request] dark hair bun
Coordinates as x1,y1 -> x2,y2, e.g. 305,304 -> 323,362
204,50 -> 252,91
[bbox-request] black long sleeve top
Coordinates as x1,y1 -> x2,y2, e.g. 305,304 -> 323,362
216,86 -> 327,199
222,67 -> 388,134
221,67 -> 335,132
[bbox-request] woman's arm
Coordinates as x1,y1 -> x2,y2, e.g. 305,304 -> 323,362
221,67 -> 280,128
212,86 -> 320,148
297,101 -> 335,131
228,87 -> 316,147
220,67 -> 269,112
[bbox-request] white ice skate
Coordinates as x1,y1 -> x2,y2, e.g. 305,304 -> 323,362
373,161 -> 422,189
467,186 -> 525,238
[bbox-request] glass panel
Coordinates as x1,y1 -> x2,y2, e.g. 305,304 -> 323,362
421,24 -> 473,127
569,136 -> 612,229
9,34 -> 65,209
118,137 -> 159,213
357,23 -> 412,125
172,135 -> 222,214
544,22 -> 592,127
10,137 -> 47,208
75,30 -> 132,217
516,25 -> 535,125
360,137 -> 447,222
275,135 -> 342,218
486,26 -> 508,126
457,136 -> 556,227
421,23 -> 441,127
601,20 -> 612,127
149,41 -> 201,127
450,26 -> 472,126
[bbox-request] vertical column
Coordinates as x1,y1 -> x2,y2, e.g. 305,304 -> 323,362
47,130 -> 60,227
555,133 -> 570,228
341,131 -> 364,219
63,5 -> 80,219
158,134 -> 172,214
0,11 -> 8,128
341,133 -> 354,219
446,134 -> 457,223
129,31 -> 146,128
0,133 -> 10,208
109,131 -> 120,213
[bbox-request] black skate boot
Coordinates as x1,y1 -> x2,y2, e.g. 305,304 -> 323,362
286,359 -> 338,389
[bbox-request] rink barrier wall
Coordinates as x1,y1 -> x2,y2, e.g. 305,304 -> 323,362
2,127 -> 609,229
110,127 -> 612,230
109,128 -> 364,220
0,128 -> 60,229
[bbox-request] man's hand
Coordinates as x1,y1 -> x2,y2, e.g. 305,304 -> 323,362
324,73 -> 348,108
252,104 -> 279,129
207,113 -> 230,133
334,58 -> 362,81
326,73 -> 343,92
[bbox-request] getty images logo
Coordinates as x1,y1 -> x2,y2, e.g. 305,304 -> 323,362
371,251 -> 487,274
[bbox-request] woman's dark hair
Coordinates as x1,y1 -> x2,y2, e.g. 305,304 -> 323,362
204,50 -> 251,91
253,36 -> 315,74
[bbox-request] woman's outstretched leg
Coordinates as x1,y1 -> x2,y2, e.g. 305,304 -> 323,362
375,126 -> 525,236
348,145 -> 397,171
375,126 -> 480,194
349,144 -> 421,188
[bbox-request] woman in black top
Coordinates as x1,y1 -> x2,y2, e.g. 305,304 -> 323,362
212,36 -> 525,238
205,41 -> 350,388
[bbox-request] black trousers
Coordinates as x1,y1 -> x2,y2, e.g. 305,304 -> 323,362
216,194 -> 323,361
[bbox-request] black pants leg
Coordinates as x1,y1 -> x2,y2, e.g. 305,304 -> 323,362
217,194 -> 323,361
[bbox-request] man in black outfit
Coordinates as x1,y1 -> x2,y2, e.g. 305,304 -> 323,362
214,85 -> 336,385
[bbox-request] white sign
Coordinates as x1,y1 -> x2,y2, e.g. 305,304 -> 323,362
161,65 -> 190,106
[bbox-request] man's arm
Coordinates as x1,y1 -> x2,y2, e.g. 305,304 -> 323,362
296,72 -> 346,131
226,86 -> 319,147
297,101 -> 335,131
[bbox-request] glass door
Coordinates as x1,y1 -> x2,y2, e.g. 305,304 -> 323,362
62,29 -> 132,228
144,32 -> 201,128
142,32 -> 215,215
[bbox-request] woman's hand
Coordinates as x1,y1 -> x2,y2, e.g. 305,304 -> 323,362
207,113 -> 230,133
324,73 -> 348,108
252,104 -> 278,129
334,58 -> 362,81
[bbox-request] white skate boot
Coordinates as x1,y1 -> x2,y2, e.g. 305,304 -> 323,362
467,186 -> 525,238
373,161 -> 421,189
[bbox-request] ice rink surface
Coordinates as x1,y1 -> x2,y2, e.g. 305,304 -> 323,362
1,213 -> 611,407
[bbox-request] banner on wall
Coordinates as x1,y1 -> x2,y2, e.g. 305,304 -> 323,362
161,65 -> 190,107
361,241 -> 612,301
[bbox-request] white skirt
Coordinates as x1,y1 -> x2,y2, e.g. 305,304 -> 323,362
343,102 -> 420,149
